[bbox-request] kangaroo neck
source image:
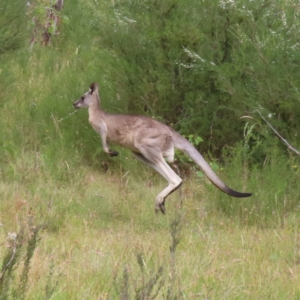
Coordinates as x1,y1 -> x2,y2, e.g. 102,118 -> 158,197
88,95 -> 102,115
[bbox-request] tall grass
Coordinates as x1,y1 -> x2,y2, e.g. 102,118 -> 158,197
1,164 -> 300,298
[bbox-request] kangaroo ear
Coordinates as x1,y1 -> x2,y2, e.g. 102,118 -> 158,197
89,82 -> 99,94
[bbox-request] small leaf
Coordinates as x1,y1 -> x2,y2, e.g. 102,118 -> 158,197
62,15 -> 70,24
196,171 -> 203,178
195,136 -> 203,145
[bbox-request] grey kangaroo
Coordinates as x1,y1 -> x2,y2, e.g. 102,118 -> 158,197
73,83 -> 251,214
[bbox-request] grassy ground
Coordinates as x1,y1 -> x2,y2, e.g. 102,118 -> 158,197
1,153 -> 300,299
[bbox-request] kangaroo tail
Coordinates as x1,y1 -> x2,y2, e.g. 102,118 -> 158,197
173,133 -> 252,198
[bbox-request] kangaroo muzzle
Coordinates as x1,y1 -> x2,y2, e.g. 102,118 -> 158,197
73,99 -> 81,109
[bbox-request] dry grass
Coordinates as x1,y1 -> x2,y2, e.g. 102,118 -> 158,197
1,160 -> 300,299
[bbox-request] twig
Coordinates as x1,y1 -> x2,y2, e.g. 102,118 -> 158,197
171,113 -> 192,128
256,109 -> 300,156
0,239 -> 16,279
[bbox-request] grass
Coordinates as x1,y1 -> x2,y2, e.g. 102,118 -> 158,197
1,73 -> 300,297
1,152 -> 300,299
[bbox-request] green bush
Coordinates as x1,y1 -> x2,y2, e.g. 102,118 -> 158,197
77,0 -> 300,157
0,0 -> 28,54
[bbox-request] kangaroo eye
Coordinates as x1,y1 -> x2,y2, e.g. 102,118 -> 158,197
81,96 -> 85,101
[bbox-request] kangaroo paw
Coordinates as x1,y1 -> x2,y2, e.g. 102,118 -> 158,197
158,203 -> 166,215
108,150 -> 119,157
155,199 -> 166,214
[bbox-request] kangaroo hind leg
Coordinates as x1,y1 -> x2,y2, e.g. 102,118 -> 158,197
133,148 -> 182,214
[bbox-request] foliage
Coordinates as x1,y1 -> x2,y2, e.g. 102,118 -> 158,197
2,0 -> 300,162
81,0 -> 300,156
0,0 -> 28,54
0,221 -> 56,300
28,0 -> 69,46
112,214 -> 184,299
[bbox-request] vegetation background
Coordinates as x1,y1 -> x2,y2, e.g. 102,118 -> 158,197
0,0 -> 300,298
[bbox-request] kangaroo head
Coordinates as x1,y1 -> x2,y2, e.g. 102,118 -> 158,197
73,82 -> 99,109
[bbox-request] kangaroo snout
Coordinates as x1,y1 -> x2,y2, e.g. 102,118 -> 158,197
73,100 -> 80,109
73,96 -> 88,109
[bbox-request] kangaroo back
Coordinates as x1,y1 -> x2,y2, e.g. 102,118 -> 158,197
172,132 -> 251,198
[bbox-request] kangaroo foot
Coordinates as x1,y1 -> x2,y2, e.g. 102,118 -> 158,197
155,202 -> 165,215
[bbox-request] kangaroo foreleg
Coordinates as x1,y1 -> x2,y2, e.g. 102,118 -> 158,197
94,123 -> 119,157
101,135 -> 119,156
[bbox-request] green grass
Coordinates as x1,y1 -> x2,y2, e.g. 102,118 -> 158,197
1,153 -> 300,299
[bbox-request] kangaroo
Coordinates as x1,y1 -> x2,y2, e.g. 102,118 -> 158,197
73,82 -> 252,214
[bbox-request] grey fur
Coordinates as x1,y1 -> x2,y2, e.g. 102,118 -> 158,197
73,82 -> 251,214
